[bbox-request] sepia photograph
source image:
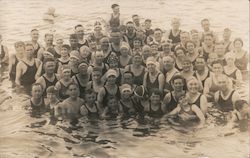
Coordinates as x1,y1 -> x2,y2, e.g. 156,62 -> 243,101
0,0 -> 249,157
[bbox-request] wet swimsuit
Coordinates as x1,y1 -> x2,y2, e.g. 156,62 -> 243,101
20,61 -> 37,94
217,90 -> 235,112
147,101 -> 164,118
168,30 -> 181,44
58,81 -> 71,100
42,75 -> 58,97
235,52 -> 248,71
102,86 -> 120,108
120,100 -> 136,117
9,56 -> 19,82
145,72 -> 161,96
225,69 -> 238,81
84,103 -> 99,119
166,92 -> 178,113
128,65 -> 145,86
74,75 -> 89,99
189,94 -> 202,109
33,44 -> 40,58
30,98 -> 47,117
109,13 -> 120,31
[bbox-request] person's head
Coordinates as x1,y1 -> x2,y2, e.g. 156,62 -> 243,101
69,50 -> 80,66
180,31 -> 190,44
88,38 -> 97,51
44,33 -> 53,46
204,33 -> 214,46
68,83 -> 79,98
235,100 -> 249,114
142,45 -> 152,60
132,14 -> 140,26
69,34 -> 79,48
60,65 -> 71,80
84,89 -> 96,104
162,55 -> 175,71
150,89 -> 162,105
132,53 -> 143,65
211,60 -> 224,75
107,96 -> 118,110
94,21 -> 102,32
207,52 -> 218,64
92,67 -> 102,82
119,25 -> 127,35
162,40 -> 172,53
223,28 -> 231,41
233,38 -> 243,50
54,34 -> 64,46
94,51 -> 104,64
106,69 -> 118,84
214,43 -> 225,57
31,83 -> 43,99
185,40 -> 196,53
43,58 -> 56,74
75,24 -> 84,39
122,71 -> 134,85
146,57 -> 157,73
149,42 -> 159,56
78,61 -> 89,75
107,53 -> 119,68
120,84 -> 133,99
182,57 -> 192,72
195,56 -> 206,71
217,74 -> 230,91
79,46 -> 91,59
174,47 -> 186,58
144,19 -> 152,29
14,41 -> 25,53
171,18 -> 180,30
126,21 -> 135,33
190,29 -> 199,42
100,37 -> 110,50
120,42 -> 130,56
25,42 -> 34,58
30,29 -> 39,41
178,94 -> 189,108
60,44 -> 70,58
154,28 -> 163,42
133,37 -> 143,49
225,52 -> 236,66
201,18 -> 210,32
171,74 -> 185,92
46,86 -> 59,101
110,31 -> 121,45
187,77 -> 200,94
111,4 -> 119,14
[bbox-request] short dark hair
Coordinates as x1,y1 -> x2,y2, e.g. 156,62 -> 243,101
62,44 -> 71,50
75,24 -> 83,30
31,29 -> 39,33
201,18 -> 209,24
111,4 -> 119,9
85,89 -> 96,96
154,28 -> 162,33
233,38 -> 243,47
126,21 -> 134,25
43,57 -> 55,65
32,83 -> 43,90
145,19 -> 152,23
150,89 -> 163,99
132,14 -> 138,18
123,71 -> 134,77
211,60 -> 224,67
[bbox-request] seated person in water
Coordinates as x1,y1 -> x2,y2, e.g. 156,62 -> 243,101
119,84 -> 137,117
56,83 -> 84,120
43,7 -> 58,21
45,86 -> 60,116
165,94 -> 205,127
101,96 -> 120,119
25,83 -> 47,117
227,100 -> 249,131
80,89 -> 100,119
214,74 -> 240,113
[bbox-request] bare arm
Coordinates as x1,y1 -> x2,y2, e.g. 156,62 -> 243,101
162,93 -> 171,113
97,87 -> 106,110
200,94 -> 208,115
2,46 -> 9,63
15,62 -> 24,86
158,73 -> 165,94
191,104 -> 205,124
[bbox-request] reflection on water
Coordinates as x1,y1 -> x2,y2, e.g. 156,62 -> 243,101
0,0 -> 249,157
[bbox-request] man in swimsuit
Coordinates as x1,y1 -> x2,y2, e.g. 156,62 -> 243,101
75,24 -> 88,47
37,33 -> 55,61
15,42 -> 41,95
106,4 -> 124,32
0,34 -> 9,79
132,14 -> 142,31
30,29 -> 42,58
69,34 -> 79,51
200,18 -> 218,43
165,18 -> 181,50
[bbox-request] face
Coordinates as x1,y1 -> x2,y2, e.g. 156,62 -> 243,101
45,61 -> 56,74
94,24 -> 102,32
75,26 -> 84,38
133,55 -> 142,65
179,96 -> 189,108
92,71 -> 102,81
101,39 -> 109,50
142,48 -> 151,59
85,93 -> 96,103
31,30 -> 39,41
175,49 -> 185,58
171,20 -> 180,30
62,69 -> 71,79
234,40 -> 243,50
56,39 -> 64,46
226,57 -> 235,66
180,33 -> 189,43
109,60 -> 118,68
182,61 -> 191,72
15,43 -> 25,53
47,93 -> 57,102
68,85 -> 79,97
69,38 -> 78,48
154,30 -> 162,41
121,89 -> 132,99
126,23 -> 135,32
78,64 -> 88,74
107,75 -> 117,84
163,44 -> 171,53
108,98 -> 118,110
133,40 -> 141,49
150,93 -> 161,105
208,53 -> 218,63
163,57 -> 174,71
110,33 -> 121,44
25,45 -> 34,58
191,33 -> 199,42
187,79 -> 199,93
212,63 -> 223,74
32,85 -> 43,99
145,21 -> 151,29
61,47 -> 69,57
204,36 -> 213,46
69,57 -> 79,66
150,45 -> 158,54
195,58 -> 205,71
214,45 -> 225,57
112,6 -> 120,14
123,73 -> 133,84
186,42 -> 195,53
45,35 -> 53,45
202,20 -> 210,31
223,30 -> 231,40
133,16 -> 140,25
147,63 -> 156,72
172,79 -> 184,91
95,53 -> 104,63
89,41 -> 97,50
120,47 -> 129,56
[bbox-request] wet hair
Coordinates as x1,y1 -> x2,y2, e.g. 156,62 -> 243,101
171,74 -> 185,86
233,38 -> 243,46
32,83 -> 43,91
201,18 -> 209,24
14,41 -> 25,48
75,24 -> 83,30
211,60 -> 224,67
31,29 -> 39,33
132,14 -> 139,18
177,93 -> 186,103
111,4 -> 119,9
126,21 -> 134,25
133,37 -> 143,45
68,82 -> 79,89
43,57 -> 55,65
185,40 -> 196,49
46,86 -> 59,94
85,88 -> 96,96
154,28 -> 162,33
145,19 -> 151,23
92,66 -> 103,73
150,89 -> 163,99
25,42 -> 34,49
235,100 -> 248,111
61,44 -> 71,50
44,33 -> 53,38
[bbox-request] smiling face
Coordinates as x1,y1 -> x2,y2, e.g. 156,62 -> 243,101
147,63 -> 156,73
92,70 -> 102,82
172,78 -> 184,92
44,61 -> 56,74
187,78 -> 199,93
195,58 -> 205,71
163,56 -> 174,71
31,30 -> 39,41
31,85 -> 43,99
212,63 -> 223,75
182,60 -> 192,72
150,93 -> 161,105
186,42 -> 195,53
62,69 -> 71,80
68,84 -> 79,98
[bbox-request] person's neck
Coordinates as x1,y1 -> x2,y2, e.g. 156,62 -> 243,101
221,88 -> 230,96
32,97 -> 42,105
121,54 -> 128,58
45,73 -> 54,78
79,73 -> 88,78
197,67 -> 205,75
61,56 -> 69,60
107,82 -> 116,87
31,40 -> 37,44
86,101 -> 94,107
172,28 -> 179,33
188,91 -> 198,98
26,57 -> 33,61
94,79 -> 102,85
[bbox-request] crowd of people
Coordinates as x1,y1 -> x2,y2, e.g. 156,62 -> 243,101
0,4 -> 249,129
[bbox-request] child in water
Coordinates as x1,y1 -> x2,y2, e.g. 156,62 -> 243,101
101,96 -> 120,119
227,100 -> 249,132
